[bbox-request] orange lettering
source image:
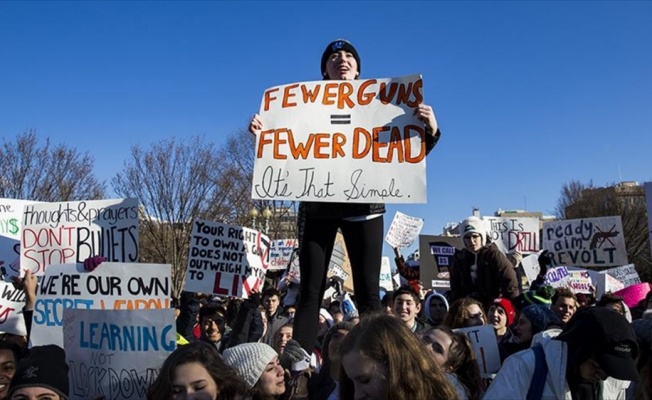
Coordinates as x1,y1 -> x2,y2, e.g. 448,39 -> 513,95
302,84 -> 321,103
332,133 -> 346,158
288,132 -> 315,160
263,88 -> 279,111
313,133 -> 330,159
257,129 -> 274,158
397,83 -> 413,105
273,129 -> 288,160
379,82 -> 398,104
322,83 -> 338,105
282,84 -> 299,108
404,125 -> 426,163
353,128 -> 371,159
372,126 -> 390,162
408,79 -> 423,108
358,79 -> 376,105
337,82 -> 355,109
387,126 -> 405,163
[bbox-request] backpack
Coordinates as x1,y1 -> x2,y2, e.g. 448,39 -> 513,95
526,344 -> 548,400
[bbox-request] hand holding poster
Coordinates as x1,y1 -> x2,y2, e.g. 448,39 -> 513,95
385,211 -> 424,249
185,219 -> 269,298
20,198 -> 139,276
542,216 -> 628,267
30,262 -> 171,347
64,308 -> 176,400
252,75 -> 429,203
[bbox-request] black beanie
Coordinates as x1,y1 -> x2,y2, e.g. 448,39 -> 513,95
320,39 -> 361,78
8,345 -> 69,399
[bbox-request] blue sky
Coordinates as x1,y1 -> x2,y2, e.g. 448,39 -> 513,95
2,1 -> 651,259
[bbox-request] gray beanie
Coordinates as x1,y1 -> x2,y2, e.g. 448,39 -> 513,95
223,343 -> 278,389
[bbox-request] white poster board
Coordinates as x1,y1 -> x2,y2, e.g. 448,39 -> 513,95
603,264 -> 641,288
269,239 -> 298,271
185,219 -> 268,298
521,253 -> 541,285
454,325 -> 500,376
379,257 -> 393,291
252,75 -> 428,203
385,211 -> 424,248
542,216 -> 628,267
0,280 -> 26,335
64,308 -> 176,400
566,270 -> 595,294
20,198 -> 139,276
0,199 -> 37,278
30,262 -> 171,347
483,216 -> 540,254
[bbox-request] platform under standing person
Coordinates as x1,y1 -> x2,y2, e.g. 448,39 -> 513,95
248,39 -> 442,357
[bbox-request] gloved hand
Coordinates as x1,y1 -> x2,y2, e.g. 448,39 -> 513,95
284,339 -> 311,372
537,250 -> 554,276
83,256 -> 107,272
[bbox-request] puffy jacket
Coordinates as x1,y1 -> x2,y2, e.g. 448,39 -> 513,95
449,243 -> 519,305
484,339 -> 630,400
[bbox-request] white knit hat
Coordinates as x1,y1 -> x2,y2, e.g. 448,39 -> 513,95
223,343 -> 278,389
460,216 -> 486,245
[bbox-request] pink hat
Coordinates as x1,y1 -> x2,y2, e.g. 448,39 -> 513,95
613,283 -> 651,308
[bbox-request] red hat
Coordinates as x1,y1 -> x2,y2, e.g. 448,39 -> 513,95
493,298 -> 516,326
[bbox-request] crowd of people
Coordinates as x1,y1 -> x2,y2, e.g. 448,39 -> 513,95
0,38 -> 650,400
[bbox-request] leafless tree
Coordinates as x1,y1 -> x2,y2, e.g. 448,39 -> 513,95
553,180 -> 594,219
0,130 -> 106,201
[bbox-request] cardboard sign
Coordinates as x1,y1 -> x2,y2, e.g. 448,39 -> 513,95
379,257 -> 393,291
483,216 -> 540,254
0,199 -> 38,278
0,280 -> 26,335
30,263 -> 171,347
419,235 -> 463,289
185,219 -> 268,298
64,308 -> 176,400
20,198 -> 139,276
269,239 -> 298,271
454,325 -> 501,375
542,216 -> 628,267
385,211 -> 424,249
252,75 -> 428,204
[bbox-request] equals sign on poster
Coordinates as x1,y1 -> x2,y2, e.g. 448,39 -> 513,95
330,114 -> 351,125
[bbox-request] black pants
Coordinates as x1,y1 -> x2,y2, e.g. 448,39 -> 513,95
292,216 -> 383,353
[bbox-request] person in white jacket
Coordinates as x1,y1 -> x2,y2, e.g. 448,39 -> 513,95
484,307 -> 638,400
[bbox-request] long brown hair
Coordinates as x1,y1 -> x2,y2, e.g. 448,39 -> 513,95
430,326 -> 481,400
339,314 -> 459,400
444,297 -> 487,329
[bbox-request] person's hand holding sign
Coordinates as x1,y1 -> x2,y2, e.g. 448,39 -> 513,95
414,104 -> 438,136
249,113 -> 264,136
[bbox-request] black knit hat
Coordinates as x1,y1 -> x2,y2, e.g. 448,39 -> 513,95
320,39 -> 361,78
8,345 -> 69,399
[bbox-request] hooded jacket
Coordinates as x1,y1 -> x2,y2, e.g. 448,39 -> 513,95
449,242 -> 519,305
484,339 -> 630,399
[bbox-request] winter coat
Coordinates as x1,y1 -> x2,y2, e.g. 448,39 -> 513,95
484,339 -> 630,400
449,243 -> 519,305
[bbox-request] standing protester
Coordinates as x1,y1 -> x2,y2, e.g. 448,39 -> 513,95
488,297 -> 516,345
449,217 -> 520,305
422,291 -> 449,327
551,287 -> 579,324
444,297 -> 487,329
484,307 -> 639,399
249,38 -> 442,355
223,343 -> 287,400
7,345 -> 69,400
392,285 -> 429,334
261,289 -> 289,347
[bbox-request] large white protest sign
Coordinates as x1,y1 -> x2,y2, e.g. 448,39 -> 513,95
20,198 -> 139,276
454,325 -> 500,376
252,75 -> 429,203
64,308 -> 176,400
385,211 -> 424,248
542,216 -> 628,267
603,264 -> 641,288
0,280 -> 26,335
0,199 -> 38,278
185,220 -> 268,298
31,262 -> 171,347
269,239 -> 298,271
646,182 -> 652,262
483,216 -> 540,254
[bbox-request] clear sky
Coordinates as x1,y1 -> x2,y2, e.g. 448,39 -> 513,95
2,1 -> 651,260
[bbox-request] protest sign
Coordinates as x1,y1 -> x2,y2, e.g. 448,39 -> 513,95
646,182 -> 652,261
544,266 -> 571,288
603,264 -> 641,288
31,262 -> 171,347
379,257 -> 393,291
287,250 -> 301,284
185,219 -> 268,298
566,270 -> 594,294
327,232 -> 353,292
419,235 -> 462,289
454,325 -> 500,376
0,280 -> 26,335
252,75 -> 428,204
64,308 -> 176,400
0,199 -> 38,278
385,211 -> 424,249
521,253 -> 540,285
542,216 -> 628,267
596,272 -> 625,298
20,198 -> 139,276
269,239 -> 298,271
483,216 -> 540,254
